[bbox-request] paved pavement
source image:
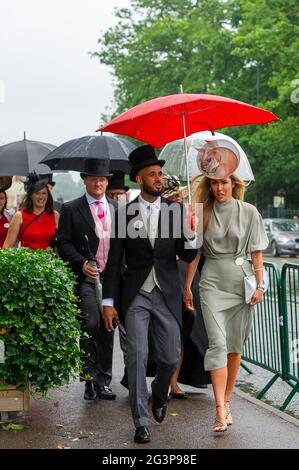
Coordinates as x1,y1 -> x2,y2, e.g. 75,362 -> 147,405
1,330 -> 299,450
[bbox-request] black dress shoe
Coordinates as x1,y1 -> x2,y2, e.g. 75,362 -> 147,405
170,392 -> 188,399
96,385 -> 116,400
84,380 -> 97,400
120,368 -> 129,389
151,383 -> 167,423
134,426 -> 151,444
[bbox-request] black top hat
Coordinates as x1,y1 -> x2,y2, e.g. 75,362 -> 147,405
80,159 -> 112,179
129,145 -> 165,182
44,174 -> 56,187
107,171 -> 129,191
24,172 -> 49,195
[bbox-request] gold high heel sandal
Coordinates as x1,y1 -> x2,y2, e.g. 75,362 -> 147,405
213,405 -> 228,433
225,401 -> 233,426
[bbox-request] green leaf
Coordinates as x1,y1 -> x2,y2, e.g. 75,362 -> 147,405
2,423 -> 27,431
0,249 -> 81,394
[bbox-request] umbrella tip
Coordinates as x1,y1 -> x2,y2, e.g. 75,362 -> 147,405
23,131 -> 26,140
179,84 -> 184,93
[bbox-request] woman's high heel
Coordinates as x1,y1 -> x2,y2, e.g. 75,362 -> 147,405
225,401 -> 233,426
213,405 -> 228,433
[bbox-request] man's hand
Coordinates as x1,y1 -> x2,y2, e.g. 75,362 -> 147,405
82,260 -> 100,278
102,306 -> 119,332
190,214 -> 198,233
183,203 -> 198,239
183,286 -> 194,310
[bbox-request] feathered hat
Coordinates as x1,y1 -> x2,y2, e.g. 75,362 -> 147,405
24,172 -> 49,195
162,174 -> 185,198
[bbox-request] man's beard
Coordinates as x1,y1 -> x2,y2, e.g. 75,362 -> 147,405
142,181 -> 163,197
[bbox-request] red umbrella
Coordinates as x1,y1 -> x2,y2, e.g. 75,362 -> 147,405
98,92 -> 279,203
98,93 -> 279,148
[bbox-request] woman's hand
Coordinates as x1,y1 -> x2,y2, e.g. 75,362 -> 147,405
250,289 -> 264,306
183,286 -> 194,310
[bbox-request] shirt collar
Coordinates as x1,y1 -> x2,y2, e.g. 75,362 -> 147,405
86,192 -> 107,207
138,194 -> 161,210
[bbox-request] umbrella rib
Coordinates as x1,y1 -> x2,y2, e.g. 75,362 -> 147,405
156,106 -> 175,147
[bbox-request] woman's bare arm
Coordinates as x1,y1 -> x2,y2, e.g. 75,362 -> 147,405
3,211 -> 22,248
183,252 -> 202,310
54,210 -> 59,228
250,250 -> 264,306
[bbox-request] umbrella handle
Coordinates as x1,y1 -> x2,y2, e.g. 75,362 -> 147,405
189,203 -> 196,232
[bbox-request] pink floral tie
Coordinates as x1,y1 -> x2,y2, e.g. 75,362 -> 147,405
95,200 -> 105,222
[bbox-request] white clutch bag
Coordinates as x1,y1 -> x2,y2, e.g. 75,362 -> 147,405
244,270 -> 269,304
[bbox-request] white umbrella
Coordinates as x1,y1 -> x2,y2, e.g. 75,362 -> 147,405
159,131 -> 255,184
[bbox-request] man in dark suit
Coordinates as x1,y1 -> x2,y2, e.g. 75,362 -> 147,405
102,145 -> 198,443
106,171 -> 129,204
57,159 -> 118,401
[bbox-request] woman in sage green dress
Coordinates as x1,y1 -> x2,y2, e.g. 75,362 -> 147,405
184,172 -> 268,432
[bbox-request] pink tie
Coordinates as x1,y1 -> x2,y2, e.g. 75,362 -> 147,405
95,200 -> 105,222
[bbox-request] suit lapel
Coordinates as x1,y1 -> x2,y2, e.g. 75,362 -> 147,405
77,195 -> 97,235
128,196 -> 167,250
128,198 -> 152,250
153,208 -> 162,248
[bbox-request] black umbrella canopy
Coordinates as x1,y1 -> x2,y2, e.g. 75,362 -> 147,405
0,134 -> 56,176
40,135 -> 136,174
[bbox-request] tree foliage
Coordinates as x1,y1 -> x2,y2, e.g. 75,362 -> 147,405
93,0 -> 299,209
52,173 -> 84,203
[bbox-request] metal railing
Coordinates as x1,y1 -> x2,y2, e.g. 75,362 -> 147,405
242,262 -> 299,410
266,205 -> 299,219
280,263 -> 299,409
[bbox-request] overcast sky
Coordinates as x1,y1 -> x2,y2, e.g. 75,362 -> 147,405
0,0 -> 130,147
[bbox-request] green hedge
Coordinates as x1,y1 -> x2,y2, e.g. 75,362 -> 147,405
0,249 -> 81,394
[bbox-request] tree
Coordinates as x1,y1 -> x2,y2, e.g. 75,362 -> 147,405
52,173 -> 84,203
93,0 -> 299,210
227,0 -> 299,208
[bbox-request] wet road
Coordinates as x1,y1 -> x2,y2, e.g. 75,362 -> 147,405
1,330 -> 299,449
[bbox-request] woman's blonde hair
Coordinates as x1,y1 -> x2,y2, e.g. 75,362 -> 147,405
191,173 -> 246,232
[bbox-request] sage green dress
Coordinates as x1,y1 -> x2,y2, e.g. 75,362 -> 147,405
199,198 -> 268,371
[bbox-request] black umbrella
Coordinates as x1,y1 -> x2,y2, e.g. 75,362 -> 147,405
40,135 -> 136,174
0,133 -> 56,176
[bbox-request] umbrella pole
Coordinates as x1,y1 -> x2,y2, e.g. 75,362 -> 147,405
179,85 -> 191,205
181,113 -> 191,205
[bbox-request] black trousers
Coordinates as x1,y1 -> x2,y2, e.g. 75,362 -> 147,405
79,280 -> 114,386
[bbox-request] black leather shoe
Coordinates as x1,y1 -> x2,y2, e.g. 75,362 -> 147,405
120,367 -> 129,389
134,426 -> 151,444
151,383 -> 167,423
84,380 -> 97,400
96,385 -> 116,400
170,391 -> 188,399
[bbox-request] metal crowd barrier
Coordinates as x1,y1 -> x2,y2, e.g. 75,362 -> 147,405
242,261 -> 299,410
280,263 -> 299,409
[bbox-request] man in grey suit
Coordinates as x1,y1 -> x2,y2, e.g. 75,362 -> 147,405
102,145 -> 198,443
